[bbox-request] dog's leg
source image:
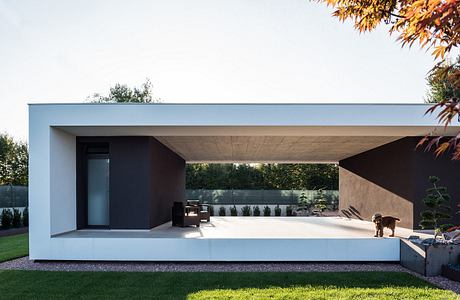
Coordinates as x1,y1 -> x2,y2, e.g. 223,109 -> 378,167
379,227 -> 383,237
374,226 -> 378,237
389,224 -> 395,237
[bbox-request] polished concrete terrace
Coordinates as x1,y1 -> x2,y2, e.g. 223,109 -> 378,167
47,217 -> 425,261
56,217 -> 429,239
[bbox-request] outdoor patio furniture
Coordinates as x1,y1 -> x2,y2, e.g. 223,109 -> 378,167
172,201 -> 200,227
187,199 -> 210,222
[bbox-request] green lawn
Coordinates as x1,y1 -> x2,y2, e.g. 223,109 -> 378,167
0,271 -> 457,299
0,233 -> 28,262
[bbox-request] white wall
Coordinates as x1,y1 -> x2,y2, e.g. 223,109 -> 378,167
50,128 -> 76,235
45,236 -> 400,261
29,105 -> 51,259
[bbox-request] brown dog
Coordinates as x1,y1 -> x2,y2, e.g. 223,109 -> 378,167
372,213 -> 400,237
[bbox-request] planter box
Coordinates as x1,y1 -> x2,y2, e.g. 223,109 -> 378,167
400,239 -> 460,277
442,265 -> 460,282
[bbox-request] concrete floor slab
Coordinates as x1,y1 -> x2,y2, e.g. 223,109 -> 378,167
57,217 -> 429,239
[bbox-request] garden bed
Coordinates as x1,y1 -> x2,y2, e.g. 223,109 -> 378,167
442,264 -> 460,283
0,227 -> 28,238
400,238 -> 460,277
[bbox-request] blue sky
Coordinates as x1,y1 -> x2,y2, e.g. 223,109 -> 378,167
0,0 -> 438,140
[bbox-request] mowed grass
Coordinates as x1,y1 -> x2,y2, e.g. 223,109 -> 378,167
0,270 -> 457,300
0,233 -> 28,262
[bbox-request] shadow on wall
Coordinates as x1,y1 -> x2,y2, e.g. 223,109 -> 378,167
341,205 -> 363,220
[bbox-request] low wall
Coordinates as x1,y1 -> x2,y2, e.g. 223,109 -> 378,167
38,236 -> 400,261
209,204 -> 294,217
400,239 -> 460,276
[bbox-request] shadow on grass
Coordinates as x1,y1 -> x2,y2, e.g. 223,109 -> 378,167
0,271 -> 454,299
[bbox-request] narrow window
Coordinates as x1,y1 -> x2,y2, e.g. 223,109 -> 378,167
87,156 -> 110,226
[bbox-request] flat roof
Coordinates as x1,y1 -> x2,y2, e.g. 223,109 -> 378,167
30,103 -> 460,162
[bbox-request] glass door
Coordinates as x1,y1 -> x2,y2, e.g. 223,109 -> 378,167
87,156 -> 110,227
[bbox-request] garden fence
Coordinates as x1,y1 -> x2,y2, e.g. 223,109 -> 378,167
0,185 -> 28,208
185,189 -> 338,206
0,186 -> 338,208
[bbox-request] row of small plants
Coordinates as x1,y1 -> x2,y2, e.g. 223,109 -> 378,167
208,190 -> 330,217
0,207 -> 28,229
210,205 -> 297,217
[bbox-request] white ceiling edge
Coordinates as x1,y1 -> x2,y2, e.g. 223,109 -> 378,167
55,125 -> 459,137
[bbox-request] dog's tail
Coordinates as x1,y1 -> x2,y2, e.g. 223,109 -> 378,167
394,218 -> 400,222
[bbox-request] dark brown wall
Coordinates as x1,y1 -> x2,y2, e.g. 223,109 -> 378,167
110,137 -> 151,229
413,143 -> 460,228
148,137 -> 186,228
76,136 -> 185,230
339,137 -> 460,229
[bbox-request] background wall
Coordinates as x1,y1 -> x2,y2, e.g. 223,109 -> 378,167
339,137 -> 460,229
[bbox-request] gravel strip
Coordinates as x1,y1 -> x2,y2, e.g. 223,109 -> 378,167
1,257 -> 459,294
0,228 -> 28,237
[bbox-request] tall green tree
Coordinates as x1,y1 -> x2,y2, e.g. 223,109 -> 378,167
0,134 -> 28,186
88,78 -> 161,103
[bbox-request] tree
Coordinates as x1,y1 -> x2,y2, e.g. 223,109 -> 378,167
314,189 -> 328,216
317,0 -> 460,159
318,0 -> 460,59
0,134 -> 28,186
185,163 -> 339,190
88,78 -> 161,103
297,191 -> 312,214
420,176 -> 453,239
418,57 -> 460,159
425,57 -> 460,104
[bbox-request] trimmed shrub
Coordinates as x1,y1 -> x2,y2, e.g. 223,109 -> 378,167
230,205 -> 238,216
286,206 -> 294,216
314,189 -> 328,216
274,205 -> 281,216
420,176 -> 453,236
263,206 -> 271,216
218,206 -> 226,216
1,209 -> 13,229
241,205 -> 251,216
22,207 -> 29,227
253,206 -> 260,216
12,208 -> 21,228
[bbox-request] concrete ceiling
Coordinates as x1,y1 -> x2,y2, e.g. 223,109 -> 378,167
48,103 -> 460,163
155,136 -> 401,163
